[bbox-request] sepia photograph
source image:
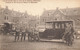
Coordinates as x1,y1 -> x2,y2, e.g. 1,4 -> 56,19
0,0 -> 80,50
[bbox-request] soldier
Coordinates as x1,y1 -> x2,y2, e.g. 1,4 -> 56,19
28,28 -> 34,41
68,24 -> 75,42
62,23 -> 75,46
15,29 -> 20,41
21,29 -> 26,41
62,23 -> 71,40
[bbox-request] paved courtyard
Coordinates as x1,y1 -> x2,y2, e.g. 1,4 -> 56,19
0,35 -> 80,50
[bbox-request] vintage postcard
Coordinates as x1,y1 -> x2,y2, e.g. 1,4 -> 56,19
0,0 -> 80,50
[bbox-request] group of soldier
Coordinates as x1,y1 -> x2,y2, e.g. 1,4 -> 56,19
13,27 -> 39,42
13,28 -> 27,42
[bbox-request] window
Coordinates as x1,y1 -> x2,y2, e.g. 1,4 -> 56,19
55,23 -> 61,29
55,24 -> 57,28
46,23 -> 53,29
6,16 -> 8,20
62,24 -> 64,29
4,16 -> 6,20
4,16 -> 8,20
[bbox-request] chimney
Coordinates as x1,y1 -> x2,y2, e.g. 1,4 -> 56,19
56,7 -> 59,10
5,6 -> 8,9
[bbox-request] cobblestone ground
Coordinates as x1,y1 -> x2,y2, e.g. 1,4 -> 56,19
0,35 -> 80,50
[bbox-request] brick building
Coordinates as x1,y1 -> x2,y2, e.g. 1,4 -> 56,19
40,7 -> 80,29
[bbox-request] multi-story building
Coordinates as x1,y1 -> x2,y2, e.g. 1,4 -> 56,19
40,7 -> 80,29
0,6 -> 29,24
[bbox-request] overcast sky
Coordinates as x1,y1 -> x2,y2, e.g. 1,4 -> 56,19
0,0 -> 80,16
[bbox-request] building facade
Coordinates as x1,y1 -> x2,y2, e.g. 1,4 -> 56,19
40,7 -> 80,29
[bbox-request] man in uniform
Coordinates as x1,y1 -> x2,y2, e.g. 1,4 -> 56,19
33,29 -> 40,41
21,29 -> 26,41
62,23 -> 75,46
15,29 -> 20,41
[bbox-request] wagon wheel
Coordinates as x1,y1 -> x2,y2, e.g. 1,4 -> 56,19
34,34 -> 40,41
67,39 -> 73,46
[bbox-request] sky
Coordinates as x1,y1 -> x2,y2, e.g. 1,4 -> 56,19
0,0 -> 80,16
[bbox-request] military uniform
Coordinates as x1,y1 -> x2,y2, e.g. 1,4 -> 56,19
21,30 -> 26,41
15,30 -> 20,41
62,24 -> 75,45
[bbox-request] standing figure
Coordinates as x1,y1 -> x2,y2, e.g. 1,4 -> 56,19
66,24 -> 75,46
62,23 -> 75,46
15,29 -> 20,41
21,30 -> 26,41
33,29 -> 40,41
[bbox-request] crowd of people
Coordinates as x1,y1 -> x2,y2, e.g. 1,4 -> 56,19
12,27 -> 39,42
11,27 -> 28,42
